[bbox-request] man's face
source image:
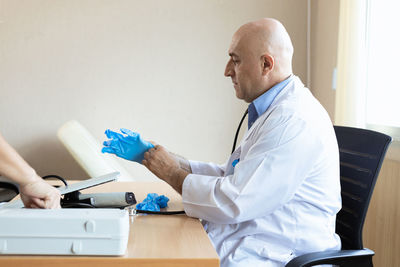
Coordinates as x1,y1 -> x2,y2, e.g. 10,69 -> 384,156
224,33 -> 262,103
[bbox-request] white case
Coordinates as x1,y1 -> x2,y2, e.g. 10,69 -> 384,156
0,208 -> 129,256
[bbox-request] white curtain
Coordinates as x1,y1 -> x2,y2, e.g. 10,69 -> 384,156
334,0 -> 368,127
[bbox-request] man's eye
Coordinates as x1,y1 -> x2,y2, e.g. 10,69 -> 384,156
232,60 -> 239,65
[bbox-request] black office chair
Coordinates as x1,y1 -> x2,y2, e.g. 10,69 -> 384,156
286,126 -> 392,267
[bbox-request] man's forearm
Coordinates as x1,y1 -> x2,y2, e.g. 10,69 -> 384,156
143,146 -> 191,195
168,168 -> 189,194
171,152 -> 192,173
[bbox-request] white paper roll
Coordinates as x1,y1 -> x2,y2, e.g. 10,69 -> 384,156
57,120 -> 135,181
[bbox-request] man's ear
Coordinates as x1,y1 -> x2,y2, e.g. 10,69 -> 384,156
261,54 -> 274,75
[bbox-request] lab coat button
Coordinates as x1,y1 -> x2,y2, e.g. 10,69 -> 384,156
85,220 -> 96,233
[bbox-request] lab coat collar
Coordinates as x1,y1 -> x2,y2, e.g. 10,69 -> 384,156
248,75 -> 293,129
244,75 -> 300,142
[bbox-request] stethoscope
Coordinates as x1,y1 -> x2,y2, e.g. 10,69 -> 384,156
231,108 -> 248,154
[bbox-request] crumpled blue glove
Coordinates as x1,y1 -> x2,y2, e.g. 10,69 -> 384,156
101,128 -> 154,163
136,193 -> 169,211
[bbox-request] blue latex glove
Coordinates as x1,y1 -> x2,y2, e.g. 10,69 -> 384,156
136,193 -> 169,211
101,128 -> 154,163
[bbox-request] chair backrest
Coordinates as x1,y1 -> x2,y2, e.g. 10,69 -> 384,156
334,126 -> 392,250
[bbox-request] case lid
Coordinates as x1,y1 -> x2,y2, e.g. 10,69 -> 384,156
0,208 -> 129,239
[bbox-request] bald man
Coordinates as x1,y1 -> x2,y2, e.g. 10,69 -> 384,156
114,18 -> 342,266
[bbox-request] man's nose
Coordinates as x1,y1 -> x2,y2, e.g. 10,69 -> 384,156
224,60 -> 233,77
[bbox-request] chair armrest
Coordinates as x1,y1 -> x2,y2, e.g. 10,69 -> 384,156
285,248 -> 374,267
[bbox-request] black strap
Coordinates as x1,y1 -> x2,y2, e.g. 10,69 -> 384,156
231,109 -> 248,154
0,182 -> 19,194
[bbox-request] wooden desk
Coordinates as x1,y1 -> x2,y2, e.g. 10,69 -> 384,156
0,181 -> 220,267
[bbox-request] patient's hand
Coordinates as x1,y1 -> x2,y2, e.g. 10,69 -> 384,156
19,176 -> 61,209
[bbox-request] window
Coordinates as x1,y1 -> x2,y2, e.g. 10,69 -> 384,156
335,0 -> 400,160
365,0 -> 400,139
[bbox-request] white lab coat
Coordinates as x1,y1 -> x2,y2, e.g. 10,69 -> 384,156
182,76 -> 341,267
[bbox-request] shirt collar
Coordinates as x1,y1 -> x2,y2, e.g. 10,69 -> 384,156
248,75 -> 293,129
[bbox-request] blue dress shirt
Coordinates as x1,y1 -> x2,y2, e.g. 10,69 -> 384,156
248,75 -> 293,129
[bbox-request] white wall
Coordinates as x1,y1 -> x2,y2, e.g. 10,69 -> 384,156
310,0 -> 339,120
0,0 -> 307,180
